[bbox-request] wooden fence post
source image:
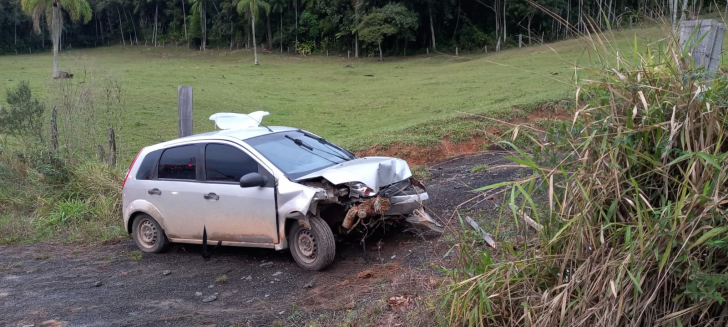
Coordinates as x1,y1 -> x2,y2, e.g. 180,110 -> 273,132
97,145 -> 105,163
679,19 -> 726,77
178,86 -> 193,138
51,106 -> 59,152
455,47 -> 458,56
519,34 -> 523,47
107,128 -> 116,166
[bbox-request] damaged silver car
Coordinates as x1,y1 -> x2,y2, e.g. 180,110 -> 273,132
122,112 -> 442,270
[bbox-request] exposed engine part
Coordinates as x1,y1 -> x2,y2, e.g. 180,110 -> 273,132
300,180 -> 341,203
342,196 -> 391,229
336,187 -> 349,197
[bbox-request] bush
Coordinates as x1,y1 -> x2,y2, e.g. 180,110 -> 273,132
442,29 -> 728,326
0,81 -> 45,144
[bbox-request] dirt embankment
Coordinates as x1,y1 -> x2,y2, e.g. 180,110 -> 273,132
356,104 -> 571,166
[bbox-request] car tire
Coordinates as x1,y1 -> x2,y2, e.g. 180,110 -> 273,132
132,214 -> 169,253
288,216 -> 336,271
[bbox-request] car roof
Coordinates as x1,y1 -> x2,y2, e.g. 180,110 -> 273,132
147,126 -> 298,149
187,126 -> 297,140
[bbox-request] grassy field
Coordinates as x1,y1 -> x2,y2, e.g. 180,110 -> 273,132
0,23 -> 712,163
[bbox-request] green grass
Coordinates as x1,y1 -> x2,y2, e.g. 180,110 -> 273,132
470,164 -> 488,173
129,250 -> 143,261
0,24 -> 685,164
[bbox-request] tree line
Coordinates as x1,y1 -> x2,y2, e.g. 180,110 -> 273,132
1,0 -> 725,58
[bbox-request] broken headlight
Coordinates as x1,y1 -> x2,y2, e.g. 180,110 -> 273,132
346,182 -> 374,198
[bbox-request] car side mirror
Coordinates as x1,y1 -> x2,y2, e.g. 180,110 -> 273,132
240,172 -> 268,188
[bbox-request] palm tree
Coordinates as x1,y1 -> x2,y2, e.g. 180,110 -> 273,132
237,0 -> 269,65
264,0 -> 273,49
188,0 -> 207,50
269,0 -> 285,52
291,0 -> 297,50
21,0 -> 92,78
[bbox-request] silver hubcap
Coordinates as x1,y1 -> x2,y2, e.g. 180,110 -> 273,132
297,230 -> 317,263
137,219 -> 157,249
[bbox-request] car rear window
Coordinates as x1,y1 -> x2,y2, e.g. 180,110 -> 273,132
204,144 -> 258,182
135,149 -> 162,180
158,145 -> 197,180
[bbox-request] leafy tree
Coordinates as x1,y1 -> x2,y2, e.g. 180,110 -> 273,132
357,12 -> 394,60
21,0 -> 92,78
237,0 -> 269,64
270,0 -> 285,51
357,3 -> 417,61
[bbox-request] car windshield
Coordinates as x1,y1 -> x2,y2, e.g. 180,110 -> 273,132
245,131 -> 353,179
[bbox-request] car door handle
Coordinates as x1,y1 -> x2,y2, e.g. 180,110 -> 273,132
148,188 -> 162,195
203,193 -> 219,201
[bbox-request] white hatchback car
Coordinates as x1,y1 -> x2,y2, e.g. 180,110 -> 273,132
122,114 -> 441,270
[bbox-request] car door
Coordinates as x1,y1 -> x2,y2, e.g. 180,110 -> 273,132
201,142 -> 278,245
148,144 -> 206,241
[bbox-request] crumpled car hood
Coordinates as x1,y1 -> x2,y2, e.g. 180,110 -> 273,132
294,157 -> 412,192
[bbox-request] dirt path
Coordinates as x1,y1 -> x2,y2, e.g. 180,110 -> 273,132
0,151 -> 519,327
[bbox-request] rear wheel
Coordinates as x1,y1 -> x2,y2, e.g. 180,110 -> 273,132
132,214 -> 169,253
288,216 -> 336,271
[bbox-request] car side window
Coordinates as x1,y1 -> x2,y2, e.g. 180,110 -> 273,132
136,149 -> 162,180
158,145 -> 197,180
205,144 -> 259,183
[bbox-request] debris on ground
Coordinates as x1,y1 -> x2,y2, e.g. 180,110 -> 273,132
387,295 -> 414,312
93,281 -> 102,287
40,320 -> 63,327
341,280 -> 350,286
517,208 -> 543,232
465,216 -> 497,248
260,262 -> 273,267
202,295 -> 217,303
303,279 -> 315,288
162,270 -> 171,276
357,270 -> 374,279
195,292 -> 203,296
272,271 -> 282,277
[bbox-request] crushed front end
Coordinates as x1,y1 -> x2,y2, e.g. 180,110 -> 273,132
300,176 -> 443,234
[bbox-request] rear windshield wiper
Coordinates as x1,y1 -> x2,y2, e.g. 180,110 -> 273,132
284,135 -> 343,163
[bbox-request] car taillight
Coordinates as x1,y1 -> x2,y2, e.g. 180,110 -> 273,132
123,148 -> 144,189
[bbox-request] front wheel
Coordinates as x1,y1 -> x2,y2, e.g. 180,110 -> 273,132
132,214 -> 169,253
288,216 -> 336,271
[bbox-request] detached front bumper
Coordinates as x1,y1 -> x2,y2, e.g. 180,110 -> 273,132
387,192 -> 444,233
385,192 -> 429,215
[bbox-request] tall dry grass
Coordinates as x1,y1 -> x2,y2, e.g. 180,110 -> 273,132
442,22 -> 728,327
